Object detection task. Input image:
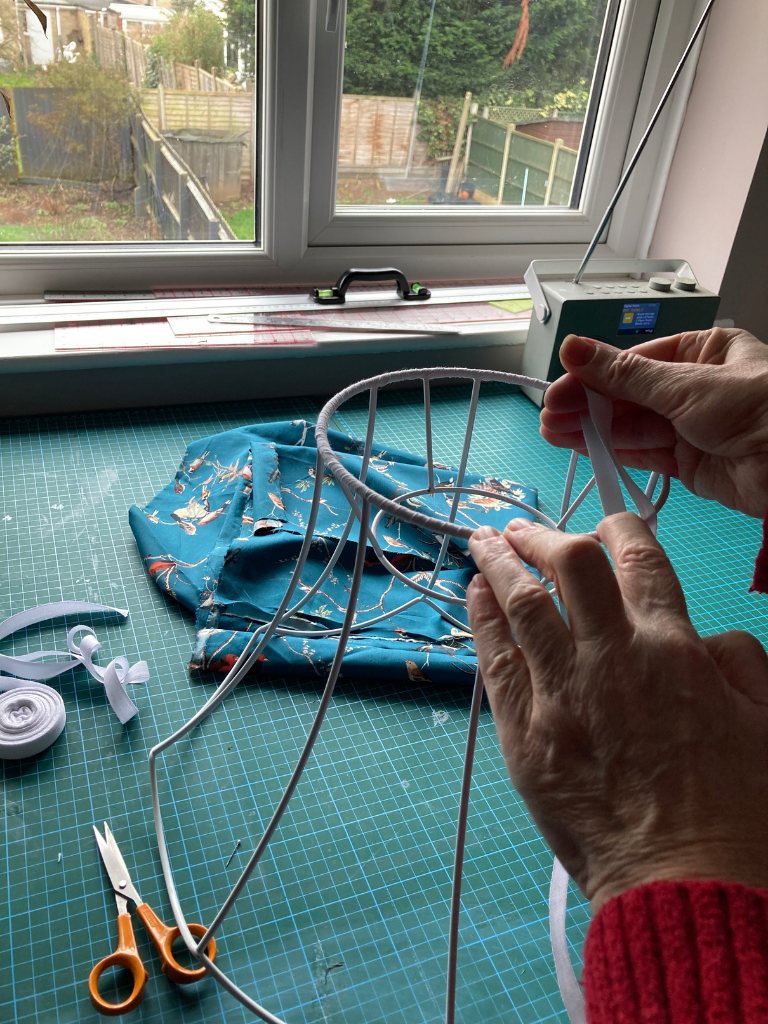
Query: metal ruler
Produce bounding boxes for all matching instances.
[209,313,459,335]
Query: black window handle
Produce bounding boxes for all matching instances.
[311,268,431,304]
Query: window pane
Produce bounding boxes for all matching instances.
[337,0,611,210]
[0,0,259,244]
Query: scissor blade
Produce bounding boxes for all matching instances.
[93,822,142,905]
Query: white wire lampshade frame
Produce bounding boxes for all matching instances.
[147,366,670,1024]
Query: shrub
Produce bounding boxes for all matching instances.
[149,4,225,72]
[27,62,137,184]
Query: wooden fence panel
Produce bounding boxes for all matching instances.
[140,91,431,188]
[93,25,125,77]
[93,26,232,93]
[466,117,507,196]
[132,114,234,240]
[550,145,577,205]
[93,25,146,87]
[172,62,235,93]
[465,116,578,206]
[504,131,555,205]
[124,36,147,89]
[141,89,253,185]
[338,95,425,169]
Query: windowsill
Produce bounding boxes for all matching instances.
[0,323,529,373]
[0,288,530,415]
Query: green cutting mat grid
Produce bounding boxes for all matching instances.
[1,384,764,1024]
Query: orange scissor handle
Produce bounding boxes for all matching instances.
[89,912,149,1015]
[136,902,217,985]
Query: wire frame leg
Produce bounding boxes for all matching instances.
[445,666,485,1024]
[146,367,671,1024]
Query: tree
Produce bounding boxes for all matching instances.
[0,0,24,68]
[501,0,609,108]
[205,1,607,104]
[343,0,607,108]
[224,0,255,76]
[149,3,225,72]
[28,62,137,184]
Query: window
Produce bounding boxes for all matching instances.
[334,1,613,212]
[1,0,259,246]
[0,0,706,295]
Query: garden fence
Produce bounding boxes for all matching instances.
[93,25,236,94]
[338,95,427,170]
[141,88,253,187]
[132,113,235,240]
[93,25,147,88]
[168,62,236,93]
[465,116,577,206]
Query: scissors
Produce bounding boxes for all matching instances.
[89,821,217,1015]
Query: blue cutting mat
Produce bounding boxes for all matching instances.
[1,383,764,1024]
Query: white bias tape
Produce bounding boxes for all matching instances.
[548,388,659,1023]
[0,677,66,760]
[0,601,149,728]
[549,857,586,1024]
[581,388,657,533]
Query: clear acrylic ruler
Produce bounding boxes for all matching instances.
[209,312,459,334]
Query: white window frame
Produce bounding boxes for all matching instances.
[0,0,707,296]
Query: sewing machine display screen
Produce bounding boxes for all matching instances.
[617,301,661,334]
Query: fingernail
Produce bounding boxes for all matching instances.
[467,574,489,593]
[471,526,499,542]
[505,518,534,531]
[561,335,596,367]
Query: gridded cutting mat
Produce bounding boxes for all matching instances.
[1,383,765,1024]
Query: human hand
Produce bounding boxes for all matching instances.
[540,327,768,518]
[466,513,768,911]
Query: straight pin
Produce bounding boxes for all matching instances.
[225,840,241,867]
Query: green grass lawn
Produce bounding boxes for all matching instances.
[0,220,140,242]
[0,70,39,90]
[0,219,122,242]
[0,182,156,242]
[0,180,253,242]
[0,223,42,241]
[221,203,255,240]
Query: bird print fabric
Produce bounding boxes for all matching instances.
[130,420,537,684]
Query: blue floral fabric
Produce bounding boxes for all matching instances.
[129,420,538,684]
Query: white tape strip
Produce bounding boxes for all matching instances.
[0,602,148,724]
[549,857,586,1024]
[550,388,660,1022]
[582,388,657,533]
[0,677,66,760]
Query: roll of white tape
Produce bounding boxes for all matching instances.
[0,680,66,760]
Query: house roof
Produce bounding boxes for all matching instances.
[108,2,169,22]
[16,0,168,11]
[18,0,112,11]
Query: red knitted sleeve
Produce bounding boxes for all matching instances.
[750,513,768,593]
[583,880,768,1023]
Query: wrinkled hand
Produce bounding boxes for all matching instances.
[540,327,768,518]
[467,513,768,911]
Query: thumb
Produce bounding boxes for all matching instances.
[703,631,768,707]
[559,335,696,420]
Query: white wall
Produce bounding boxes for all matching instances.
[650,0,768,309]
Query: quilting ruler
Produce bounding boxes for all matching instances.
[209,313,459,334]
